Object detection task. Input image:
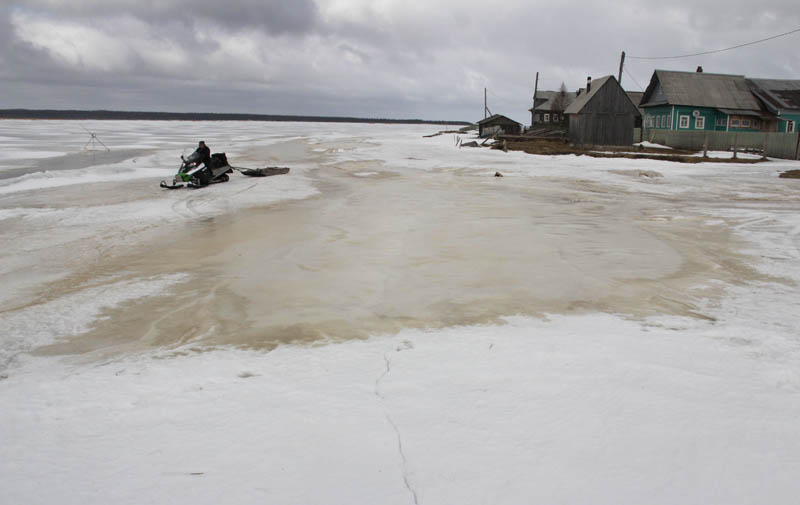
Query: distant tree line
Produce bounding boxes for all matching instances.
[0,109,471,126]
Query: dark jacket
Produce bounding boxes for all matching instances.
[194,145,211,165]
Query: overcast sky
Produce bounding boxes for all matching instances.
[1,0,798,123]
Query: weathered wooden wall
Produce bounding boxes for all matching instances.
[568,82,637,146]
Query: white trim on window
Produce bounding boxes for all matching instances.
[741,119,751,128]
[731,118,740,127]
[544,113,550,122]
[787,120,796,133]
[695,116,705,129]
[679,115,690,128]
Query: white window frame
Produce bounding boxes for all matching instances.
[667,115,672,129]
[731,118,740,127]
[716,118,726,127]
[695,116,705,129]
[679,115,690,129]
[741,119,751,128]
[787,120,796,133]
[544,113,550,122]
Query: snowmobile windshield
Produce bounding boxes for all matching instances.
[184,151,201,164]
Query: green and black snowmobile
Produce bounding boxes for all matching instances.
[160,150,291,189]
[160,151,233,189]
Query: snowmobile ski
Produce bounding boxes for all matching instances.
[160,180,185,189]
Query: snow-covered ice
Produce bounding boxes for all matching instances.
[1,120,800,504]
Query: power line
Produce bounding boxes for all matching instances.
[628,27,800,60]
[624,67,644,91]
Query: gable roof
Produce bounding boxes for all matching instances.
[564,75,639,116]
[476,114,521,126]
[529,90,578,112]
[564,76,613,114]
[747,78,800,113]
[641,70,761,111]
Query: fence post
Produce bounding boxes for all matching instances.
[733,134,738,159]
[762,135,769,160]
[795,132,800,160]
[703,135,709,158]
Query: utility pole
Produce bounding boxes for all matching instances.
[618,51,625,84]
[484,88,488,119]
[532,72,539,126]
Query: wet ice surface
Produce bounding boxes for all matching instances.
[1,120,800,504]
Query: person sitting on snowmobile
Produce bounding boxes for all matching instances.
[193,141,211,167]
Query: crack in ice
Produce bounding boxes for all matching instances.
[375,352,419,505]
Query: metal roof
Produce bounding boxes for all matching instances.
[642,70,762,110]
[747,78,800,112]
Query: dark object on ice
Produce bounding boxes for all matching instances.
[161,149,233,189]
[161,146,291,189]
[779,169,800,179]
[460,141,480,148]
[494,171,503,177]
[233,166,290,177]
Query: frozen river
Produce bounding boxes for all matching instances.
[1,120,800,504]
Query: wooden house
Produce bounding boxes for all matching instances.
[564,76,640,146]
[747,78,800,133]
[476,114,522,138]
[528,90,577,126]
[639,69,772,132]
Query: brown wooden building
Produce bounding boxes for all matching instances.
[564,76,640,146]
[476,114,523,138]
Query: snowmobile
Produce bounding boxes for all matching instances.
[160,151,233,189]
[160,151,291,189]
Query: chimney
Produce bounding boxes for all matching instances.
[696,66,703,73]
[586,76,592,93]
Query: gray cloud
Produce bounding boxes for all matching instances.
[1,0,799,123]
[13,0,320,34]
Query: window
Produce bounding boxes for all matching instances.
[741,119,751,128]
[788,120,796,133]
[695,116,705,129]
[731,118,740,127]
[544,114,550,122]
[716,118,727,127]
[667,115,672,129]
[656,116,661,128]
[754,120,760,128]
[679,115,690,128]
[535,114,541,122]
[552,114,559,122]
[647,115,654,128]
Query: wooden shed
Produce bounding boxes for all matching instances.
[476,114,522,138]
[565,76,640,146]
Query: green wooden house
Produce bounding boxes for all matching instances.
[748,79,800,133]
[639,70,770,132]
